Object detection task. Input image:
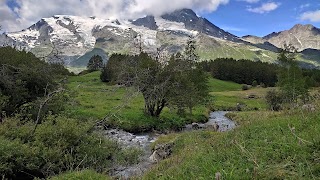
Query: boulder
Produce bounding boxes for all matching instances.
[302,104,316,112]
[207,123,219,131]
[149,142,174,163]
[192,123,199,129]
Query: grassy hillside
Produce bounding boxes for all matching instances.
[142,108,320,179]
[207,78,241,92]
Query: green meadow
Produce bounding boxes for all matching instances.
[48,70,320,179]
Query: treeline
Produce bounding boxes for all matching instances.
[302,69,320,87]
[200,58,320,87]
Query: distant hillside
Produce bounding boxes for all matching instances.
[70,48,108,67]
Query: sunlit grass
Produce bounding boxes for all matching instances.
[143,109,320,179]
[65,71,208,132]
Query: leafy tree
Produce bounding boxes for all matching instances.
[276,44,309,104]
[108,50,208,117]
[87,55,103,72]
[129,53,168,117]
[167,51,208,115]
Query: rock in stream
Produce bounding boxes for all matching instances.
[105,129,157,179]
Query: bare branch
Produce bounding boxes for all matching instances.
[31,86,65,135]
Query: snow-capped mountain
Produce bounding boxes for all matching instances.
[1,9,320,69]
[0,9,244,66]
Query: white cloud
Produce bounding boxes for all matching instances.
[238,0,260,3]
[0,0,21,32]
[300,10,320,22]
[1,0,229,32]
[247,2,280,14]
[220,25,245,32]
[300,3,310,9]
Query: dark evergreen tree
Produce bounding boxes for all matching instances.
[87,55,103,72]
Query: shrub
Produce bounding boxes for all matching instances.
[0,47,70,116]
[265,90,283,111]
[252,80,258,87]
[0,116,139,179]
[242,84,249,91]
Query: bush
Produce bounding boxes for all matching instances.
[242,84,250,91]
[0,116,139,179]
[265,90,283,111]
[252,80,258,87]
[0,47,71,116]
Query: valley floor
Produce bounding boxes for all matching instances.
[54,72,320,179]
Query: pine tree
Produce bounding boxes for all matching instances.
[87,55,103,72]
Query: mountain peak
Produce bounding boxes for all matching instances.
[291,24,315,31]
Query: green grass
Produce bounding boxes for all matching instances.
[65,71,268,132]
[62,71,320,179]
[207,78,242,92]
[65,71,208,132]
[142,109,320,179]
[50,170,110,180]
[211,88,270,110]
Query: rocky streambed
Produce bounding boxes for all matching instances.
[105,111,236,179]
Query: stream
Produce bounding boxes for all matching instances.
[105,111,236,179]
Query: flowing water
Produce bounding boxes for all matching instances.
[105,111,236,179]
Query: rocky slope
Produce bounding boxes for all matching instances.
[242,24,320,52]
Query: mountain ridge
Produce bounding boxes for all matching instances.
[242,24,320,52]
[1,9,320,69]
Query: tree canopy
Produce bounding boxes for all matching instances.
[100,49,209,117]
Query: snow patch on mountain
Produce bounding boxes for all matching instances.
[155,17,198,36]
[7,28,40,48]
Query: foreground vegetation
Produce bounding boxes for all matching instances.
[143,108,320,179]
[0,47,139,179]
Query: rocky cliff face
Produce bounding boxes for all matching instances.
[265,24,320,51]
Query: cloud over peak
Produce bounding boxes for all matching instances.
[1,0,229,32]
[300,10,320,22]
[247,2,280,14]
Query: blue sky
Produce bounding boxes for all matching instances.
[2,0,320,37]
[203,0,320,37]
